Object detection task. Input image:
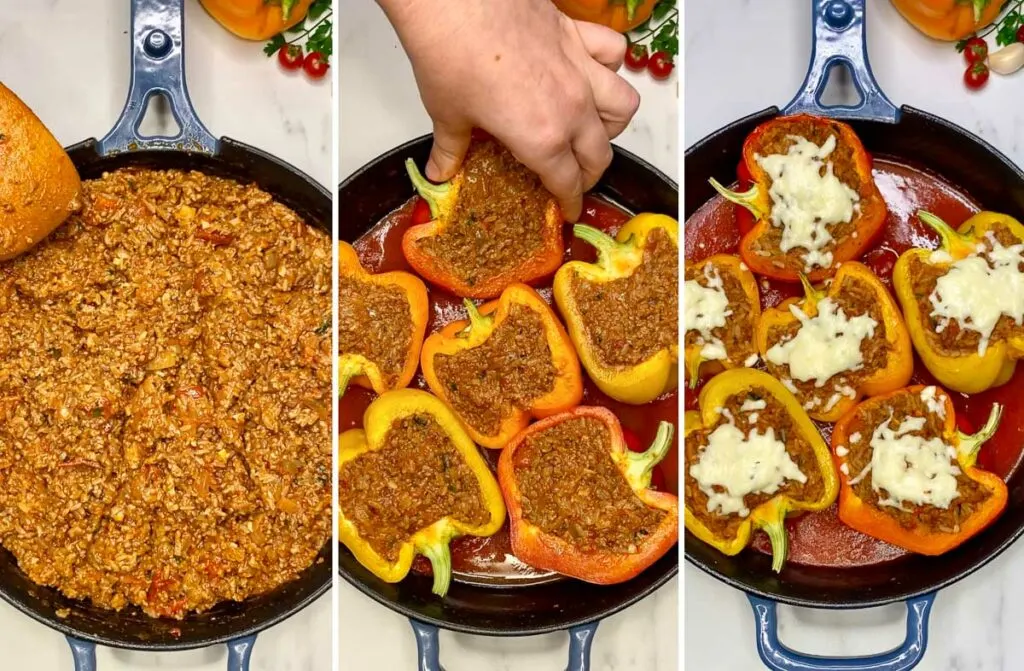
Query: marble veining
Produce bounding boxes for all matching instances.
[686,2,1024,669]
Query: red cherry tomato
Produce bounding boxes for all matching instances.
[647,51,674,80]
[963,37,988,64]
[303,51,329,79]
[964,61,990,90]
[1017,25,1024,43]
[622,427,667,491]
[411,197,432,226]
[277,45,304,70]
[624,43,649,72]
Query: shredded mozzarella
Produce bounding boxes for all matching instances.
[684,264,733,361]
[867,414,961,510]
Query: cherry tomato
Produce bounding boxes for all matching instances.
[1017,25,1024,43]
[962,36,988,64]
[303,51,329,79]
[624,43,649,71]
[964,61,990,90]
[411,197,432,226]
[277,44,304,70]
[647,51,674,80]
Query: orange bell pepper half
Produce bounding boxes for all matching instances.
[421,283,582,449]
[831,385,1007,555]
[708,114,887,282]
[756,261,913,422]
[496,406,678,584]
[198,0,313,41]
[890,0,1003,41]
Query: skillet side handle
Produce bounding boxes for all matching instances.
[783,0,899,123]
[226,634,257,671]
[410,619,447,671]
[66,636,98,671]
[566,621,599,671]
[747,592,935,671]
[98,0,219,156]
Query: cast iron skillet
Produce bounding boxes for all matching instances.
[0,2,331,670]
[685,1,1024,670]
[339,137,678,671]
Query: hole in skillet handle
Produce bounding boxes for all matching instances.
[783,0,899,123]
[747,593,936,671]
[65,634,259,670]
[408,619,600,671]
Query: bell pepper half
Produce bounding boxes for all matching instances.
[890,0,1002,41]
[892,210,1024,394]
[708,114,887,282]
[338,241,429,397]
[756,261,913,422]
[684,368,838,572]
[421,283,582,449]
[197,0,313,40]
[338,389,506,596]
[402,140,564,299]
[831,385,1007,555]
[553,213,679,405]
[496,406,678,584]
[684,253,761,389]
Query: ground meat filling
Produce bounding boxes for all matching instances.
[572,227,679,367]
[338,277,413,386]
[910,224,1024,355]
[685,387,826,539]
[0,169,331,619]
[684,259,757,365]
[338,414,490,561]
[433,304,556,436]
[844,393,990,533]
[748,119,864,274]
[764,274,890,412]
[417,140,554,287]
[513,417,665,554]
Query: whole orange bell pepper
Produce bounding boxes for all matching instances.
[339,389,506,597]
[338,241,429,397]
[756,261,913,422]
[891,0,1003,41]
[684,369,838,572]
[421,283,582,449]
[709,114,888,282]
[198,0,314,40]
[551,0,658,33]
[831,385,1007,555]
[892,210,1024,394]
[496,406,677,584]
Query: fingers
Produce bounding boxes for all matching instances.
[585,59,640,139]
[426,121,472,182]
[575,21,627,72]
[528,144,584,223]
[572,111,614,193]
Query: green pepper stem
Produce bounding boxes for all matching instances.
[708,178,764,220]
[626,421,675,488]
[573,224,627,268]
[687,359,703,390]
[798,273,823,306]
[404,158,450,218]
[972,0,986,23]
[462,299,493,334]
[338,358,364,398]
[917,210,971,256]
[762,518,789,574]
[420,541,453,597]
[958,403,1003,466]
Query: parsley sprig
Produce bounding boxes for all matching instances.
[264,0,333,61]
[955,0,1023,51]
[628,0,678,61]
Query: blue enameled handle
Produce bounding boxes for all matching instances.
[783,0,899,123]
[408,618,600,671]
[98,0,218,156]
[747,593,935,671]
[67,636,97,671]
[226,634,257,671]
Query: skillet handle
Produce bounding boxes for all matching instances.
[566,621,599,671]
[783,0,899,123]
[226,634,257,671]
[98,0,218,156]
[747,592,935,671]
[66,636,97,671]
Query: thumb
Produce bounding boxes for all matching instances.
[426,122,471,182]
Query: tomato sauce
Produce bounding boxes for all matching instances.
[342,195,679,583]
[686,158,1024,567]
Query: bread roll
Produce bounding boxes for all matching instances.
[0,81,81,261]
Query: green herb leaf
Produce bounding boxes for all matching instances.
[956,37,971,52]
[651,20,679,57]
[264,33,286,57]
[315,319,330,336]
[652,0,675,23]
[996,8,1023,44]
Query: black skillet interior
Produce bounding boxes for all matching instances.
[338,135,678,636]
[0,138,333,651]
[684,105,1024,610]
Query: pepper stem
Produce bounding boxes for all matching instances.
[461,299,493,334]
[420,541,453,597]
[917,210,974,257]
[338,358,365,398]
[404,158,450,218]
[687,357,703,390]
[957,403,1003,466]
[762,518,789,574]
[573,224,625,268]
[625,421,675,489]
[708,178,764,220]
[798,273,825,312]
[972,0,986,23]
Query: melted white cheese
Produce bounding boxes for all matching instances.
[755,134,861,272]
[684,264,732,361]
[765,298,877,387]
[690,423,807,517]
[920,386,946,419]
[867,414,961,510]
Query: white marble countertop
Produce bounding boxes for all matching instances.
[0,2,332,670]
[685,1,1024,670]
[338,1,678,669]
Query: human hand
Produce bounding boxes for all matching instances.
[378,0,640,221]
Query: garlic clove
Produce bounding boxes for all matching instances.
[986,42,1024,76]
